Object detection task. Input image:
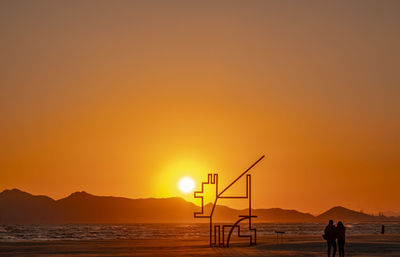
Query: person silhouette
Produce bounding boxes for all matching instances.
[336,221,346,257]
[324,220,337,257]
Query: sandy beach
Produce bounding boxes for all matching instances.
[1,234,399,257]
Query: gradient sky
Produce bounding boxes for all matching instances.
[1,0,399,214]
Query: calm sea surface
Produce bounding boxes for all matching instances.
[0,223,399,241]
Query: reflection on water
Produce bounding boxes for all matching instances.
[0,223,399,241]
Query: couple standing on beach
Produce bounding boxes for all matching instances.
[323,220,346,257]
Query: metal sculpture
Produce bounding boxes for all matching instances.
[194,155,265,247]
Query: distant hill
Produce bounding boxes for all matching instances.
[0,189,398,224]
[315,206,400,223]
[383,211,400,218]
[254,208,316,223]
[0,189,56,223]
[317,206,374,223]
[0,189,196,223]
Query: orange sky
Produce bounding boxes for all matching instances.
[0,1,399,214]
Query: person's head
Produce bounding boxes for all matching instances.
[329,220,333,225]
[337,221,344,228]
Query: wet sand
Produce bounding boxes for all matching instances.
[0,234,399,256]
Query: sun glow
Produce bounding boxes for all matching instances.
[178,177,195,194]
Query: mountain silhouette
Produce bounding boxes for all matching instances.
[203,204,316,223]
[56,191,196,223]
[255,208,316,223]
[0,189,398,224]
[0,189,56,223]
[316,206,384,223]
[0,189,196,223]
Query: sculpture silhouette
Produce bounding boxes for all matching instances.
[194,155,265,247]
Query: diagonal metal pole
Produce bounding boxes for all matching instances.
[218,155,265,197]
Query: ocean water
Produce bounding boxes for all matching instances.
[0,223,399,241]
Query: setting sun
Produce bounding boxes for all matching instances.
[178,177,195,194]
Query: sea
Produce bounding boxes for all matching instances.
[0,223,399,241]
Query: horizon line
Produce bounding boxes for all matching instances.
[2,188,399,217]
